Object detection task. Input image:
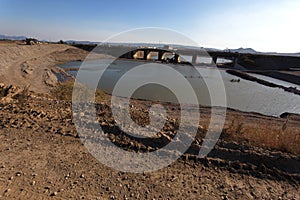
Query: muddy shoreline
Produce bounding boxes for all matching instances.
[254,70,300,85]
[226,69,300,95]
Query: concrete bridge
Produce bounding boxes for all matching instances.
[119,47,243,68]
[72,44,300,70]
[120,48,181,64]
[118,48,246,64]
[120,48,300,70]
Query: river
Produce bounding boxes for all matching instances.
[59,59,300,116]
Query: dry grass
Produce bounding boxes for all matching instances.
[15,84,31,107]
[223,116,300,155]
[50,80,109,103]
[50,80,74,101]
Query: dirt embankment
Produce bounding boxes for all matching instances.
[0,42,108,94]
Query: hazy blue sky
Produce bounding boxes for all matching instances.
[1,0,299,52]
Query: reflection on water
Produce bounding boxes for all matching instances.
[59,59,300,116]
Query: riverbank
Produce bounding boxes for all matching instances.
[0,82,299,199]
[226,70,300,95]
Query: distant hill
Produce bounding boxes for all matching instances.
[0,34,26,41]
[65,40,99,45]
[228,48,258,54]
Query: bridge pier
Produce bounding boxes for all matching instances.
[158,50,163,61]
[143,50,149,60]
[192,54,197,64]
[129,51,134,59]
[233,57,237,68]
[211,56,218,64]
[174,54,179,63]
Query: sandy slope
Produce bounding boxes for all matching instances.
[0,42,88,94]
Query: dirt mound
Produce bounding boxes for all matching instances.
[0,43,90,94]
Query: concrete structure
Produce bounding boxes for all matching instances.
[120,48,181,64]
[120,47,243,67]
[73,44,300,70]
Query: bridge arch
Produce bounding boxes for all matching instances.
[121,48,182,64]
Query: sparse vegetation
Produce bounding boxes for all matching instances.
[15,84,31,107]
[50,79,109,103]
[50,80,74,101]
[0,85,10,97]
[222,118,245,141]
[223,116,300,154]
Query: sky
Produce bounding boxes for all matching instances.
[0,0,299,53]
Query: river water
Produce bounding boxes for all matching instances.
[59,59,300,116]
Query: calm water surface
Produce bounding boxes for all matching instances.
[59,59,300,116]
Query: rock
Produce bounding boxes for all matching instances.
[21,63,34,75]
[0,84,28,106]
[4,189,11,193]
[50,191,58,196]
[45,186,51,190]
[15,171,22,177]
[0,97,15,105]
[43,70,58,87]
